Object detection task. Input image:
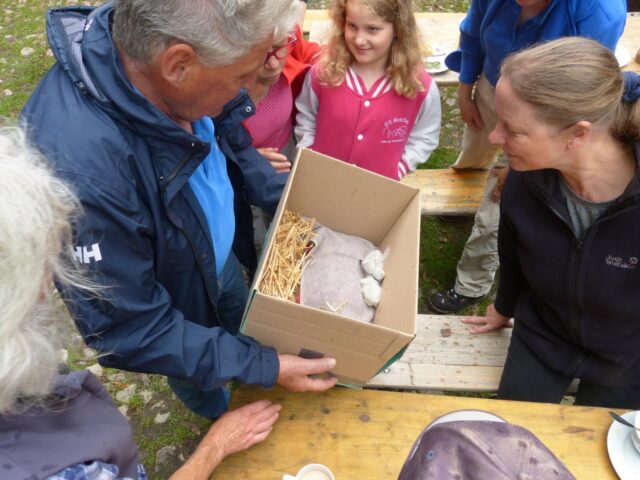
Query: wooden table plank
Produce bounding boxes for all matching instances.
[414,14,465,86]
[621,13,640,75]
[401,168,490,216]
[367,315,510,391]
[213,387,620,480]
[366,315,579,393]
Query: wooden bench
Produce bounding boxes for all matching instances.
[366,314,579,393]
[367,314,511,391]
[401,168,489,216]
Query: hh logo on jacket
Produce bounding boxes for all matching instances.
[381,117,409,144]
[72,243,103,264]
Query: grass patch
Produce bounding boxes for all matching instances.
[0,1,58,118]
[420,146,459,169]
[418,216,472,311]
[121,375,211,477]
[416,0,471,12]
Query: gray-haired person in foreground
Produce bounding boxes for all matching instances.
[21,0,336,421]
[0,125,282,480]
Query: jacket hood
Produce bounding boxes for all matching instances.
[46,2,206,148]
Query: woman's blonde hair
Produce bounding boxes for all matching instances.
[0,126,87,413]
[317,0,424,98]
[500,37,640,143]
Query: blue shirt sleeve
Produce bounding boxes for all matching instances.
[574,0,627,52]
[458,0,488,84]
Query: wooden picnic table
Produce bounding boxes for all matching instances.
[621,13,640,75]
[303,11,640,87]
[212,386,622,479]
[366,314,509,391]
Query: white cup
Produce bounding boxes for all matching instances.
[282,463,335,480]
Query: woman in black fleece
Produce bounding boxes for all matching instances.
[464,37,640,409]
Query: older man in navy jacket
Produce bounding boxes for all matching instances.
[22,0,336,419]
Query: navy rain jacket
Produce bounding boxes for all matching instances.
[21,3,285,391]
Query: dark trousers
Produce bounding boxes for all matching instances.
[498,329,640,409]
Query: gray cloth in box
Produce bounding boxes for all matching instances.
[300,226,376,323]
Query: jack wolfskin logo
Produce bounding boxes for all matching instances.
[605,255,638,270]
[72,243,103,264]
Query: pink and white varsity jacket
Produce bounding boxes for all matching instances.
[295,65,441,180]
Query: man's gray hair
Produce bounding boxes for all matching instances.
[113,0,300,66]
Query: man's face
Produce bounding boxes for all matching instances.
[170,36,273,122]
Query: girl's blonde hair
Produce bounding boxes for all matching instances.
[318,0,424,98]
[0,126,90,413]
[501,37,640,143]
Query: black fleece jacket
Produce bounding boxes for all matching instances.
[495,144,640,387]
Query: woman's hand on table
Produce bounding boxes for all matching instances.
[258,147,291,173]
[277,354,337,392]
[463,303,513,334]
[458,83,484,130]
[210,400,281,457]
[170,400,281,480]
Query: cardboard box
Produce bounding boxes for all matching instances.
[240,148,420,386]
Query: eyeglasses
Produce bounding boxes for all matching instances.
[264,34,297,62]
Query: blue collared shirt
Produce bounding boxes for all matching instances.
[454,0,626,86]
[189,116,235,275]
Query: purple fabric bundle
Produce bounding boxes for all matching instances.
[398,412,575,480]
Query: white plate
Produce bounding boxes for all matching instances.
[425,54,448,74]
[426,409,505,431]
[403,410,506,466]
[607,411,640,480]
[616,44,631,68]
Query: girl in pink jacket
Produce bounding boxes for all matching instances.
[295,0,441,180]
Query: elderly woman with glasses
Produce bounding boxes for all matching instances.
[243,1,321,251]
[243,1,321,172]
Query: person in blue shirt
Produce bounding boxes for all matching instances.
[21,0,337,421]
[429,0,627,314]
